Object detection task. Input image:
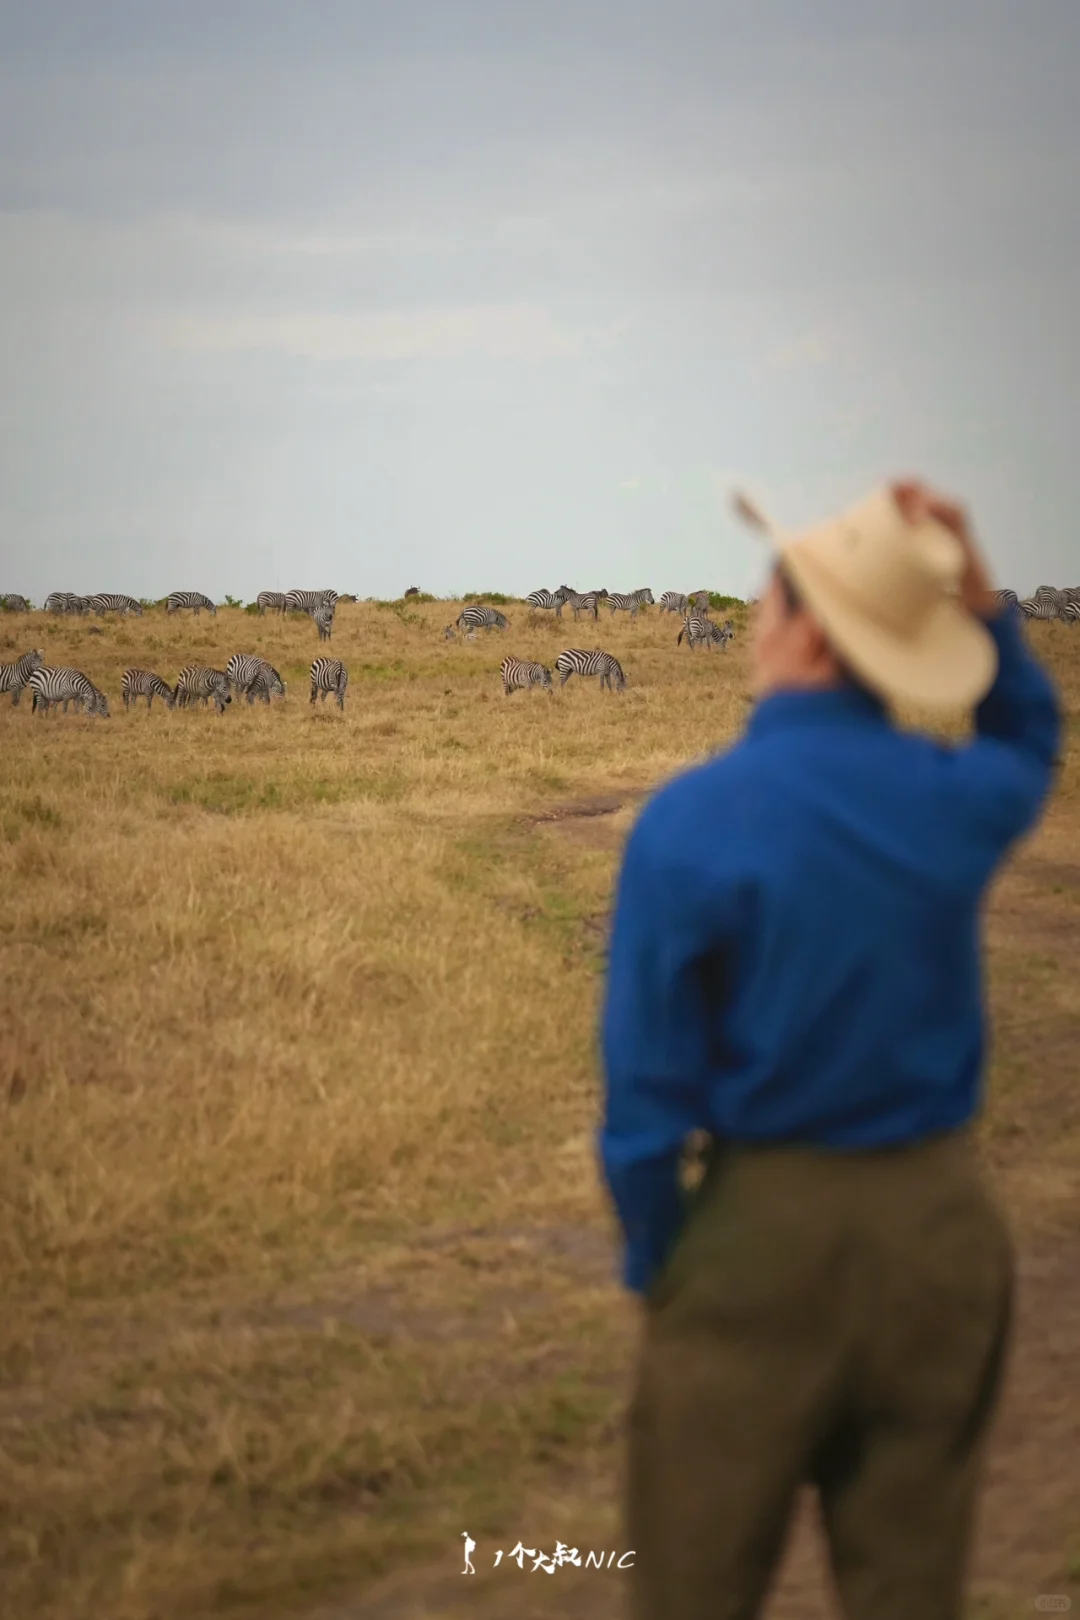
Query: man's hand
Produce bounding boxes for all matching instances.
[890,480,998,619]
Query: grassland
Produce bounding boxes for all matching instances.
[0,598,1077,1620]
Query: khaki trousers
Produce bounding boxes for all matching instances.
[628,1130,1013,1620]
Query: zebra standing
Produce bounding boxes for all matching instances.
[122,669,176,709]
[166,591,216,616]
[313,604,335,641]
[45,591,90,615]
[86,593,143,617]
[1019,597,1065,622]
[991,589,1019,611]
[658,592,690,616]
[256,591,288,615]
[526,588,570,617]
[225,654,285,703]
[678,615,733,651]
[284,589,338,615]
[1061,600,1080,624]
[607,588,655,619]
[560,589,607,621]
[456,605,509,634]
[554,648,627,691]
[29,666,110,716]
[0,648,44,704]
[689,590,711,613]
[1,594,30,612]
[175,666,232,712]
[500,656,553,695]
[310,657,348,709]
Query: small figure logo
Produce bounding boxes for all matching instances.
[461,1532,476,1575]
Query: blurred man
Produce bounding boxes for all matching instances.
[601,482,1060,1620]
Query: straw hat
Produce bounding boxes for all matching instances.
[732,485,998,708]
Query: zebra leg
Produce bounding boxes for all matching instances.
[336,685,345,710]
[123,692,130,708]
[560,669,573,686]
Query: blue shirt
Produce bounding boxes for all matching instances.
[600,609,1060,1294]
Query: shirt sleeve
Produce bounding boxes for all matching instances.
[941,606,1061,877]
[599,802,728,1294]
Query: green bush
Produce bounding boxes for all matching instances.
[463,591,514,606]
[243,601,262,615]
[710,593,745,611]
[223,595,244,609]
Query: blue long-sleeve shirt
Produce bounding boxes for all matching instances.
[600,608,1060,1294]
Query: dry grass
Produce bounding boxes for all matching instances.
[0,600,1077,1620]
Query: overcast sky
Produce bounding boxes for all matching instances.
[1,1,1077,602]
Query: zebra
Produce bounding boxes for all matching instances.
[1018,598,1064,622]
[166,591,216,616]
[991,589,1019,611]
[313,604,335,641]
[29,666,110,716]
[678,615,733,651]
[45,591,90,615]
[122,669,176,710]
[310,657,348,709]
[284,589,338,614]
[526,588,570,617]
[86,593,143,617]
[554,648,627,691]
[456,605,509,634]
[658,592,690,615]
[256,591,288,615]
[0,648,44,705]
[501,656,554,695]
[607,588,655,619]
[560,588,607,621]
[1,594,30,612]
[225,654,285,704]
[175,665,232,712]
[1062,601,1080,625]
[443,624,456,640]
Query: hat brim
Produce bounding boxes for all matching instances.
[780,539,999,709]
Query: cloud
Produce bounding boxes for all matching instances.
[148,303,580,361]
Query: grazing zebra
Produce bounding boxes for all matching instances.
[526,588,570,617]
[607,588,655,619]
[86,592,143,617]
[501,656,553,695]
[310,657,348,709]
[256,590,288,615]
[29,666,110,716]
[1062,601,1080,625]
[166,591,216,616]
[45,591,90,615]
[658,592,690,615]
[284,588,338,614]
[225,653,285,703]
[456,605,509,634]
[1019,597,1064,622]
[1,593,30,612]
[554,648,627,691]
[561,588,607,621]
[1062,586,1080,604]
[313,604,335,641]
[991,589,1019,611]
[0,648,44,705]
[175,665,232,712]
[122,669,176,710]
[678,615,733,651]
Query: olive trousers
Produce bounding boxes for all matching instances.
[627,1130,1013,1620]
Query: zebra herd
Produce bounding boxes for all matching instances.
[994,586,1080,623]
[10,588,341,638]
[0,649,350,716]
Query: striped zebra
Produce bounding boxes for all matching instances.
[175,665,232,712]
[1062,601,1080,625]
[991,589,1019,611]
[256,590,288,615]
[0,648,44,705]
[607,588,655,619]
[29,666,110,716]
[45,591,90,615]
[456,605,509,634]
[689,590,711,613]
[313,604,335,641]
[225,654,285,703]
[284,589,338,614]
[561,588,607,621]
[501,656,553,695]
[1062,586,1080,604]
[1019,597,1064,622]
[554,648,627,691]
[310,657,348,709]
[1,593,30,612]
[658,592,689,615]
[526,588,570,617]
[122,669,176,709]
[443,624,456,639]
[87,593,143,617]
[166,591,216,616]
[678,615,733,651]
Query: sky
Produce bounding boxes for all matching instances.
[1,0,1078,603]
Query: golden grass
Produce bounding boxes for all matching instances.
[0,600,1077,1620]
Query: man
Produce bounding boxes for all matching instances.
[600,481,1060,1620]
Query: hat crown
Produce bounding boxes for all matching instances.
[788,489,962,638]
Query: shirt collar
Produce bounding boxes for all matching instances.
[747,682,888,740]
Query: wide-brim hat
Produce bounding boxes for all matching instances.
[732,486,999,709]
